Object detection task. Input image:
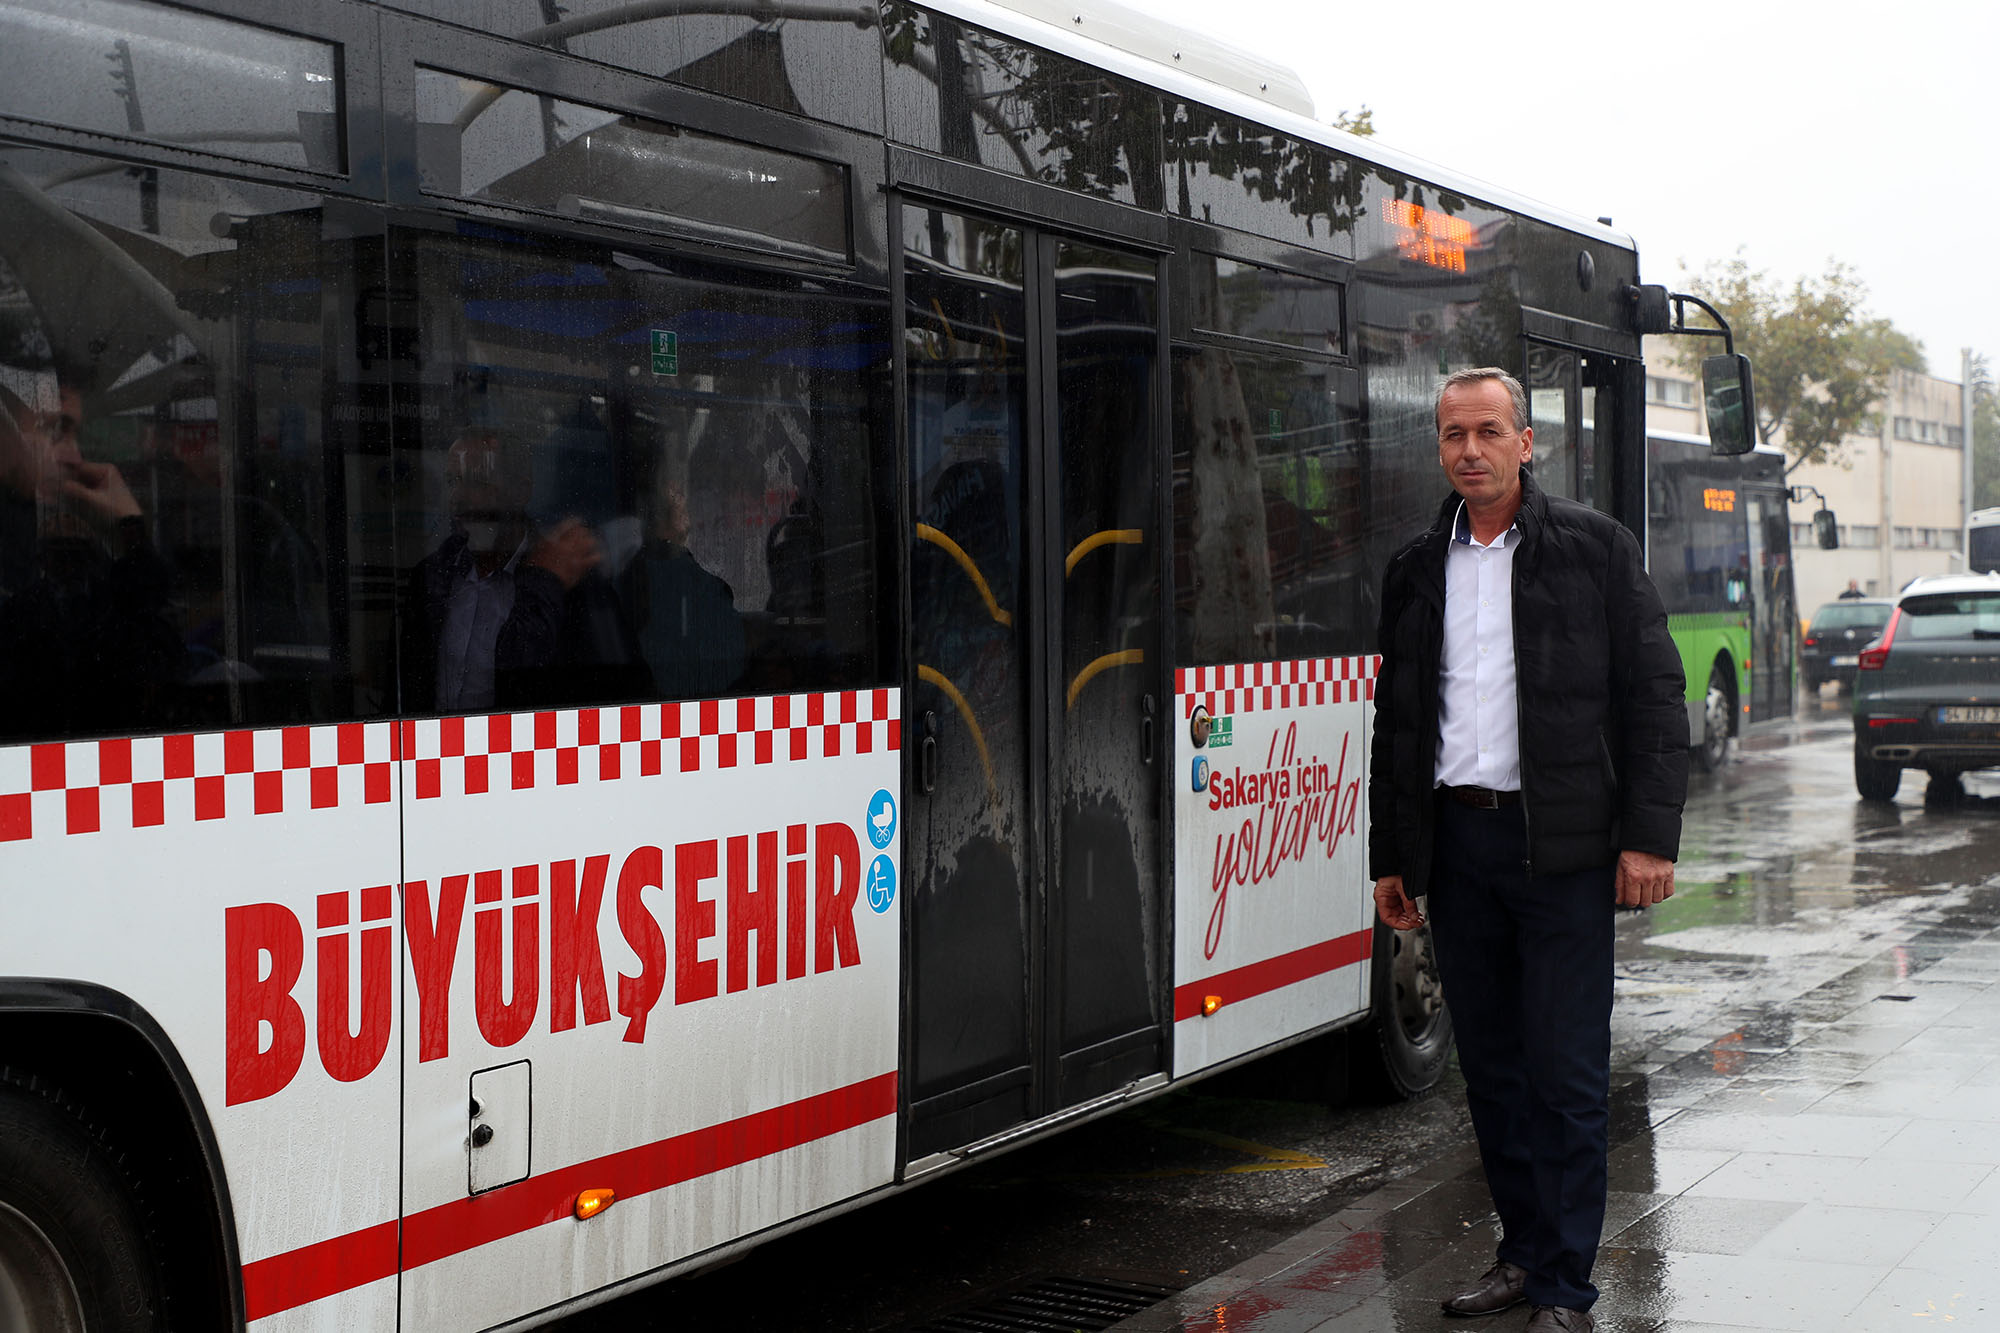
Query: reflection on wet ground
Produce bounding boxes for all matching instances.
[1118,706,2000,1332]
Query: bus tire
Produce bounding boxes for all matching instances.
[1353,919,1453,1100]
[1854,749,1902,802]
[0,1076,164,1333]
[1692,664,1732,772]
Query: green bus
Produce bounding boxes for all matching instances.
[1646,430,1798,768]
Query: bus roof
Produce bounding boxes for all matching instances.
[1648,428,1786,460]
[929,0,1638,252]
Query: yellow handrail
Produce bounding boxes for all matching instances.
[915,523,1012,628]
[916,664,998,806]
[1066,649,1144,711]
[1064,528,1144,577]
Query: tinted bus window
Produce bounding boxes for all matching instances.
[0,148,388,742]
[1172,345,1364,664]
[1190,253,1343,356]
[1350,169,1513,577]
[883,2,1163,208]
[1165,104,1363,252]
[386,0,885,133]
[416,70,851,264]
[393,225,890,714]
[0,0,343,172]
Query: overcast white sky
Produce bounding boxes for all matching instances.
[1141,0,1997,382]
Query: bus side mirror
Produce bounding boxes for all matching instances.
[1814,509,1839,550]
[1703,352,1758,457]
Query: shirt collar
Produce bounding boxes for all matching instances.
[1450,500,1519,550]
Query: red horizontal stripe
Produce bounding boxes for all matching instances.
[241,1220,399,1323]
[241,1071,898,1320]
[1173,930,1372,1022]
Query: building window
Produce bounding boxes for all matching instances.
[1848,525,1880,549]
[1894,526,1915,548]
[1948,426,1965,447]
[1646,375,1695,407]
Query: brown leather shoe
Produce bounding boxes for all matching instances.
[1525,1305,1595,1332]
[1440,1260,1526,1316]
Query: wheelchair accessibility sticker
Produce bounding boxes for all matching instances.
[867,855,896,914]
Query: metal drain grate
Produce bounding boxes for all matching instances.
[907,1274,1178,1332]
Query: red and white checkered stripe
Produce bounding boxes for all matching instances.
[1174,656,1380,719]
[401,690,899,801]
[0,689,900,842]
[0,722,397,842]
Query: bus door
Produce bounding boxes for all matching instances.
[1745,483,1796,720]
[901,204,1165,1162]
[1525,342,1627,517]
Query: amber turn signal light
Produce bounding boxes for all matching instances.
[574,1188,616,1220]
[1201,994,1222,1017]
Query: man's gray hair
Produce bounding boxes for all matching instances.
[1436,367,1529,433]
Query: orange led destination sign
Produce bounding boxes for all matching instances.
[1381,199,1475,272]
[1703,488,1736,513]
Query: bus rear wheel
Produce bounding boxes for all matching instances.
[0,1078,163,1333]
[1693,666,1732,772]
[1353,918,1453,1099]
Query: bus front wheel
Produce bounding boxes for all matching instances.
[1693,666,1732,772]
[0,1077,164,1333]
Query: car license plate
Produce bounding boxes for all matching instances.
[1830,655,1858,667]
[1938,706,2000,724]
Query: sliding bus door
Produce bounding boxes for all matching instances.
[902,205,1164,1160]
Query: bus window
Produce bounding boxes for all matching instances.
[1165,104,1364,255]
[0,147,388,742]
[392,226,891,715]
[0,0,344,173]
[1172,346,1363,664]
[415,70,852,265]
[385,0,885,133]
[883,2,1164,209]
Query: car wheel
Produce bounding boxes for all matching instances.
[1693,667,1731,772]
[1855,749,1901,802]
[1352,918,1453,1100]
[0,1077,164,1333]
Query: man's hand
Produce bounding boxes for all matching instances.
[527,517,603,589]
[59,459,141,526]
[1373,875,1425,931]
[1615,850,1674,909]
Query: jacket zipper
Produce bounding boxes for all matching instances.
[1511,533,1532,878]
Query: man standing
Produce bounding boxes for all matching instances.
[1368,368,1687,1333]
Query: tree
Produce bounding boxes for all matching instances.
[1972,353,1999,511]
[1681,255,1926,474]
[1331,106,1375,138]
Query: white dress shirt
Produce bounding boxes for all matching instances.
[1435,502,1521,791]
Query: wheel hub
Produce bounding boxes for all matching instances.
[0,1200,87,1333]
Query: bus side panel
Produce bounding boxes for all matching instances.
[0,725,405,1333]
[395,693,900,1332]
[1171,657,1374,1077]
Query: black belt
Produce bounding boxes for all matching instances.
[1439,784,1520,809]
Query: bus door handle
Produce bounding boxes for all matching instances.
[919,710,938,794]
[1140,693,1156,766]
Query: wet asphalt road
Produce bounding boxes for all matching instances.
[552,688,2000,1332]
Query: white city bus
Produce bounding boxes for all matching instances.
[0,0,1678,1327]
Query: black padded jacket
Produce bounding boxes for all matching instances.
[1366,473,1689,896]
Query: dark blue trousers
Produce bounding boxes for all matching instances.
[1429,797,1614,1311]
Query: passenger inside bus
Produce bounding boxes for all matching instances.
[401,425,646,714]
[0,370,183,740]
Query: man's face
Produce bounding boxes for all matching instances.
[0,385,84,502]
[1437,380,1532,509]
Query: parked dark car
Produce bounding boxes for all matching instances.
[1852,575,2000,801]
[1802,597,1894,691]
